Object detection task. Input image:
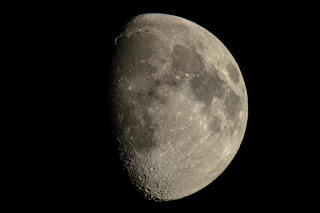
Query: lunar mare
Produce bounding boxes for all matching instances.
[111,13,248,201]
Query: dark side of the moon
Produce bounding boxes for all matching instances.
[109,14,248,202]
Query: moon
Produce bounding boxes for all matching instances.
[110,13,248,201]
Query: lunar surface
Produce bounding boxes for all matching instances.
[110,13,248,201]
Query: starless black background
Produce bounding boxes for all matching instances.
[26,2,316,211]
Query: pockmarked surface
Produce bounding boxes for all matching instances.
[111,13,248,201]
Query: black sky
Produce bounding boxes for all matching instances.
[45,2,315,211]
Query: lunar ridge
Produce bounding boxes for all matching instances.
[111,13,248,201]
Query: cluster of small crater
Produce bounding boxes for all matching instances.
[112,95,159,153]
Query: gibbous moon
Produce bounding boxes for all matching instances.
[110,13,248,201]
